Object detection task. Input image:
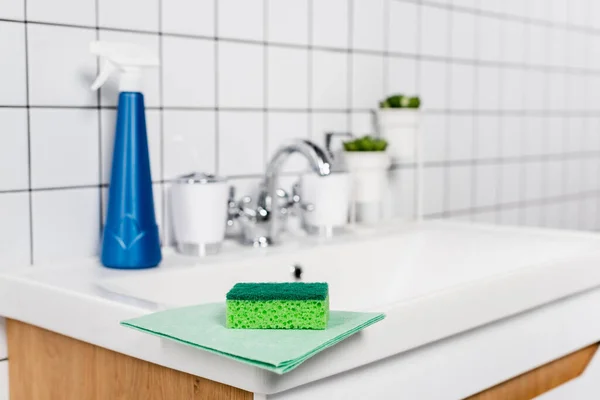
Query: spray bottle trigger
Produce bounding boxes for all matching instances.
[91,59,117,91]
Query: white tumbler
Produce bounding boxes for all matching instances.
[170,173,229,256]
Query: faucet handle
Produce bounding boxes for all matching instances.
[286,183,314,215]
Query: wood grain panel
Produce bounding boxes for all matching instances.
[7,319,252,400]
[466,343,599,400]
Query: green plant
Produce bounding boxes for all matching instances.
[379,94,421,109]
[343,135,388,152]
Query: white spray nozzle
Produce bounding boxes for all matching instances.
[90,41,159,92]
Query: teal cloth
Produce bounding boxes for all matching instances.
[121,302,385,374]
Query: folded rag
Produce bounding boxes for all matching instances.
[122,302,385,374]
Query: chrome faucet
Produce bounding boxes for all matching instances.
[228,139,332,246]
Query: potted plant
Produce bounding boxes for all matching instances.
[377,94,421,162]
[342,136,390,224]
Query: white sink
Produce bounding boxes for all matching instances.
[100,221,600,312]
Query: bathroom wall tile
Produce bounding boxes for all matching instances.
[476,66,500,111]
[567,31,588,70]
[545,161,565,198]
[0,192,30,266]
[498,208,521,227]
[548,28,567,68]
[28,24,96,106]
[267,47,308,109]
[218,0,263,41]
[565,159,583,195]
[388,1,418,54]
[218,111,264,176]
[423,166,445,216]
[310,113,348,147]
[474,115,500,160]
[500,163,521,204]
[352,0,385,52]
[0,0,24,20]
[523,205,543,228]
[502,20,526,64]
[218,42,264,108]
[501,68,524,111]
[590,1,600,30]
[163,110,216,179]
[267,0,308,45]
[98,30,160,107]
[453,0,477,9]
[30,109,99,189]
[501,116,523,158]
[522,117,544,156]
[419,60,447,110]
[27,0,95,26]
[529,0,549,21]
[473,211,498,224]
[421,114,446,162]
[312,0,348,49]
[546,117,565,155]
[477,15,501,62]
[566,74,587,112]
[449,63,474,110]
[0,22,26,106]
[447,165,472,212]
[451,11,475,60]
[547,72,566,111]
[447,115,473,161]
[387,57,417,96]
[32,187,100,263]
[162,36,215,107]
[579,198,597,231]
[527,25,547,66]
[474,164,499,207]
[0,109,28,191]
[311,50,348,109]
[99,0,159,31]
[542,203,564,229]
[267,112,310,173]
[420,6,449,57]
[563,200,581,231]
[162,0,214,36]
[524,70,545,111]
[350,112,375,135]
[581,159,599,192]
[566,117,587,153]
[100,110,161,185]
[351,54,384,109]
[523,162,544,201]
[550,0,569,25]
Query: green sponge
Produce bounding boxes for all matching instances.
[226,282,329,330]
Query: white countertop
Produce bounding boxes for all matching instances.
[3,221,600,394]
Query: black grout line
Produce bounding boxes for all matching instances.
[0,358,7,362]
[346,0,353,132]
[3,105,600,117]
[158,0,166,244]
[94,0,103,237]
[262,0,269,167]
[214,0,220,175]
[22,0,34,265]
[3,17,600,76]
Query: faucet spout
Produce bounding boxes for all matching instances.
[265,139,332,179]
[262,139,332,245]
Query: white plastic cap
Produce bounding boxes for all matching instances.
[90,41,159,92]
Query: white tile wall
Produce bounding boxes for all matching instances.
[1,0,600,265]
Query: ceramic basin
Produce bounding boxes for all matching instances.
[99,221,600,312]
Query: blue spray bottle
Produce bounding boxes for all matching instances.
[91,41,162,269]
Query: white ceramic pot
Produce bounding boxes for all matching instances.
[343,152,391,224]
[377,109,420,162]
